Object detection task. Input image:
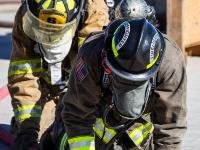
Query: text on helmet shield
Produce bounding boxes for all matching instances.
[116,21,130,52]
[150,33,159,62]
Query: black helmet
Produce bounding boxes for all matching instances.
[104,18,165,81]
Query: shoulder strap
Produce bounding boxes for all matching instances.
[84,31,105,45]
[77,0,87,30]
[105,0,115,21]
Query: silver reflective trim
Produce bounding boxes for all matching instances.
[15,108,42,119]
[95,120,114,140]
[9,63,40,71]
[69,141,95,149]
[131,123,153,143]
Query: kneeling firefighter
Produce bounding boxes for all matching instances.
[62,18,187,149]
[7,0,109,149]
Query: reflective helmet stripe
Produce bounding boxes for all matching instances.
[112,36,119,57]
[42,0,51,9]
[56,1,66,12]
[66,0,75,11]
[34,0,74,12]
[14,105,42,122]
[146,52,159,69]
[35,0,41,3]
[68,136,95,150]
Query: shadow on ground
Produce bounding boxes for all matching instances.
[0,33,12,60]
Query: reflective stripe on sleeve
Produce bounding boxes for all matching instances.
[8,58,43,76]
[68,136,95,150]
[14,104,42,121]
[94,118,116,143]
[128,122,154,146]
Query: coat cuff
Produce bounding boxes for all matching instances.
[68,136,95,150]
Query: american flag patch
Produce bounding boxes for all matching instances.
[76,58,88,82]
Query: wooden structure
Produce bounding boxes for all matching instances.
[167,0,200,56]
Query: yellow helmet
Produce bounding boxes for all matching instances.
[23,0,82,46]
[28,0,78,23]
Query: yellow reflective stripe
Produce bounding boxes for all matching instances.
[146,53,159,69]
[8,68,44,76]
[42,0,51,9]
[68,136,94,150]
[14,105,42,121]
[8,58,43,76]
[98,118,116,137]
[94,119,110,143]
[70,146,95,150]
[59,133,68,150]
[66,0,75,11]
[142,113,150,118]
[16,113,41,121]
[35,0,41,3]
[129,122,154,146]
[94,118,116,143]
[9,58,42,66]
[134,125,154,146]
[129,122,151,139]
[68,136,94,144]
[94,126,103,139]
[14,105,42,112]
[112,36,118,57]
[56,1,66,12]
[78,37,86,49]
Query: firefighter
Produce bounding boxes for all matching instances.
[7,0,109,149]
[61,18,187,149]
[39,1,163,149]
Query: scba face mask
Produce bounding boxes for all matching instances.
[112,75,151,119]
[33,28,74,85]
[36,31,73,64]
[103,74,152,129]
[23,5,77,85]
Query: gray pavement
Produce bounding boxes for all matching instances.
[0,8,200,150]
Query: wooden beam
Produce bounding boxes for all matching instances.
[167,0,183,50]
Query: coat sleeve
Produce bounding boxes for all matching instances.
[7,5,43,135]
[62,40,102,149]
[152,36,187,150]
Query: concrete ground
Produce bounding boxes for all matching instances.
[0,5,200,150]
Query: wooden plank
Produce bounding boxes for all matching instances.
[183,0,200,49]
[167,0,183,50]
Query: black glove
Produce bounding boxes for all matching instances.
[10,134,40,150]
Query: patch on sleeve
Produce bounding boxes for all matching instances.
[76,58,89,82]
